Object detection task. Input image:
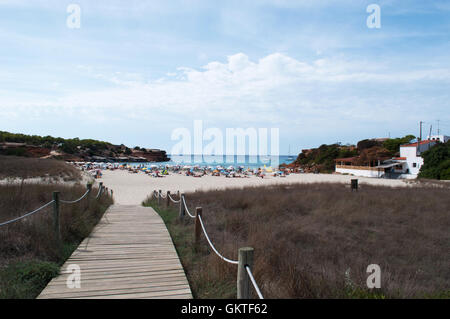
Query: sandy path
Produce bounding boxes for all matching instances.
[99,170,409,205]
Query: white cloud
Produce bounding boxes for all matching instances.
[1,52,449,135]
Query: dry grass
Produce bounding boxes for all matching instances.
[0,183,113,298]
[0,156,81,181]
[145,183,450,299]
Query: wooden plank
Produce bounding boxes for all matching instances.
[38,204,192,299]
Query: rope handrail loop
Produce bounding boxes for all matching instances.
[0,200,55,227]
[245,265,264,299]
[182,197,196,219]
[60,189,91,204]
[168,193,180,203]
[197,214,238,265]
[95,186,103,199]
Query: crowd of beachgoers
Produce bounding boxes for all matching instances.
[71,162,297,179]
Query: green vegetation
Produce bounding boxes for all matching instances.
[419,141,450,180]
[0,261,59,299]
[293,135,416,172]
[0,131,111,153]
[3,147,26,157]
[124,147,132,155]
[0,130,169,162]
[295,144,358,172]
[382,135,415,154]
[0,183,113,298]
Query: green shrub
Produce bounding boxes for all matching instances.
[419,141,450,180]
[0,261,59,299]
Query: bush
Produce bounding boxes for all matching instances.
[419,141,450,180]
[0,261,59,299]
[382,135,415,155]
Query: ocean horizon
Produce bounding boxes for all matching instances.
[126,154,296,169]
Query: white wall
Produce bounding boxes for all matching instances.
[400,146,425,176]
[427,135,450,143]
[336,167,383,178]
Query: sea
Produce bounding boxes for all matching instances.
[125,155,295,170]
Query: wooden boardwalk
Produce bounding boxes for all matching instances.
[38,204,192,299]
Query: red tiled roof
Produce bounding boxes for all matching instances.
[401,140,434,147]
[394,157,406,160]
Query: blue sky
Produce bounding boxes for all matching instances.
[0,0,449,154]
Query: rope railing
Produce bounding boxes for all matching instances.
[0,182,111,231]
[60,188,91,204]
[197,214,239,265]
[95,184,104,199]
[245,265,264,299]
[168,193,181,204]
[0,200,55,227]
[183,197,196,219]
[152,189,264,299]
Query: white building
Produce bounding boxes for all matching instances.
[335,157,389,178]
[396,140,435,178]
[426,134,449,143]
[335,135,448,179]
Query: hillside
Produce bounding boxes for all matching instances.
[285,135,415,173]
[291,143,359,173]
[0,131,169,163]
[0,155,82,181]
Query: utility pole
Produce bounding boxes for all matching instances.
[437,120,440,136]
[428,125,432,150]
[419,121,423,142]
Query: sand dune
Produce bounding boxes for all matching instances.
[99,170,409,205]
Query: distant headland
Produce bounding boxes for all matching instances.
[0,131,170,163]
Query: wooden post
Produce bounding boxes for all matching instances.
[111,189,114,198]
[166,190,170,208]
[158,190,161,206]
[86,183,92,205]
[237,247,254,299]
[99,182,103,196]
[351,179,358,192]
[179,193,185,219]
[195,207,202,246]
[52,191,61,251]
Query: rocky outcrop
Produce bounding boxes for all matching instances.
[0,139,170,163]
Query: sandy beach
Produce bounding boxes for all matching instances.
[99,170,411,205]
